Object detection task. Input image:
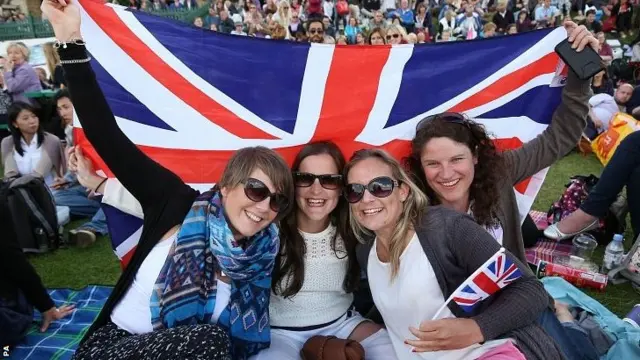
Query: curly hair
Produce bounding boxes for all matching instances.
[403,114,506,227]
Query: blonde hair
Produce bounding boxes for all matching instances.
[344,149,428,280]
[6,42,30,61]
[43,42,60,80]
[483,22,497,32]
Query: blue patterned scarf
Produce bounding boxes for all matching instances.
[150,189,279,359]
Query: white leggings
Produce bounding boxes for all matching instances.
[250,309,396,359]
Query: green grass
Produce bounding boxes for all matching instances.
[532,151,640,316]
[28,220,121,289]
[12,151,640,316]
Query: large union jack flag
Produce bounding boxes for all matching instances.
[452,249,523,313]
[73,0,569,268]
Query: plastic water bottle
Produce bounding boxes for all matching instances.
[602,234,625,273]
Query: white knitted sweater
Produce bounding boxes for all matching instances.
[269,224,353,327]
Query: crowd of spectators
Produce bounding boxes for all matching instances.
[112,0,640,45]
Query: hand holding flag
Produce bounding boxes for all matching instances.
[406,318,484,353]
[432,248,523,320]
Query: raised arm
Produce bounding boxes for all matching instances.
[102,178,144,219]
[447,214,549,341]
[44,0,189,210]
[504,23,596,185]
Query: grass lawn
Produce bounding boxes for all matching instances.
[19,151,640,317]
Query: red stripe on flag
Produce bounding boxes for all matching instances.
[312,46,391,142]
[473,271,502,296]
[119,246,136,270]
[449,52,559,113]
[453,296,480,305]
[494,137,530,194]
[81,0,277,140]
[75,129,411,182]
[77,126,525,193]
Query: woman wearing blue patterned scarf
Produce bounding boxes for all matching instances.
[46,1,297,355]
[69,146,294,359]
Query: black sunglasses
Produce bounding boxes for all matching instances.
[417,112,468,130]
[344,176,400,204]
[293,172,343,190]
[386,33,400,39]
[309,28,324,34]
[243,178,290,212]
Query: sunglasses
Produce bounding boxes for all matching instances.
[309,28,324,34]
[386,33,400,39]
[344,176,400,204]
[293,172,343,190]
[243,178,290,212]
[416,112,468,130]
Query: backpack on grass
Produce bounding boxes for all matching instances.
[1,175,61,253]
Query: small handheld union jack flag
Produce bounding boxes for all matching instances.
[433,248,522,319]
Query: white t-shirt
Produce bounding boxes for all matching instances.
[368,234,509,360]
[111,232,231,334]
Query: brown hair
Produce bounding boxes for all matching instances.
[367,27,386,44]
[218,146,294,221]
[404,115,505,227]
[344,148,427,280]
[273,141,360,297]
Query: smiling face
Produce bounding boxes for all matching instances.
[347,157,408,238]
[295,154,341,228]
[221,168,279,238]
[386,28,401,44]
[421,137,477,211]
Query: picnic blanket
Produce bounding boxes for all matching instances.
[9,286,112,360]
[543,277,640,360]
[526,210,573,265]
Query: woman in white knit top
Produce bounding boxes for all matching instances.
[251,141,396,359]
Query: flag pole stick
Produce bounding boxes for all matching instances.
[430,247,506,320]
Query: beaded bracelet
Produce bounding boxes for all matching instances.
[60,57,92,65]
[53,38,86,49]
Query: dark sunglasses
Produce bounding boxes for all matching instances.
[309,28,324,34]
[243,178,290,212]
[416,112,468,130]
[293,172,343,190]
[386,33,400,39]
[344,176,400,204]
